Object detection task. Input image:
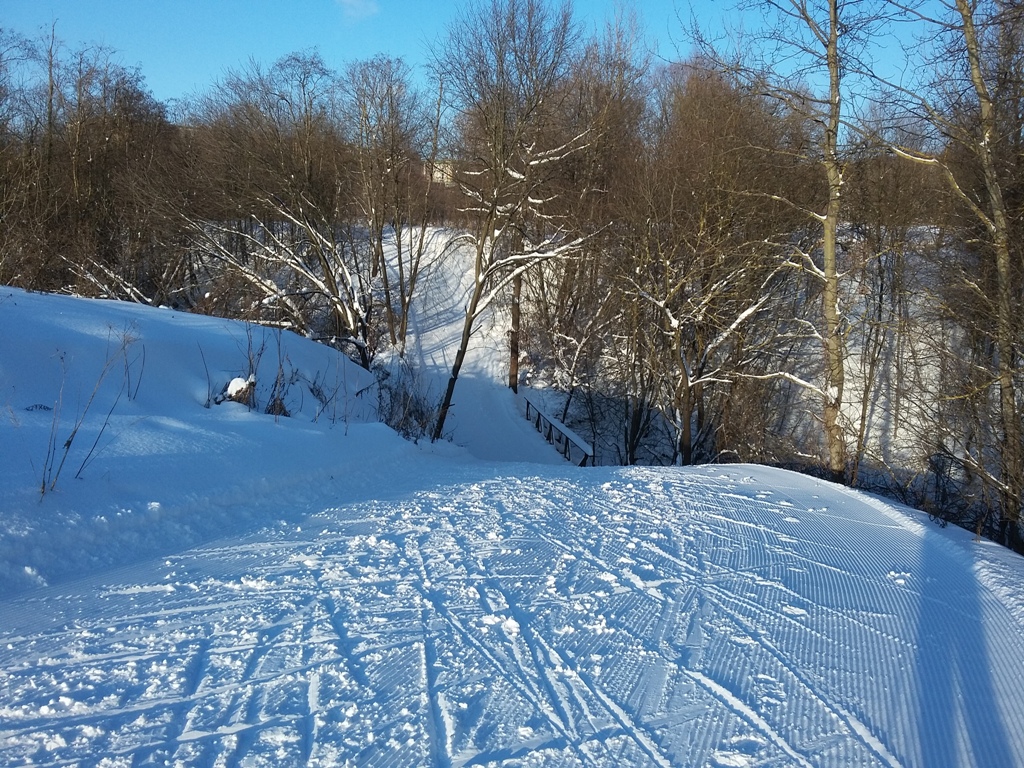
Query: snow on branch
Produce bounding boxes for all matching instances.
[740,370,825,399]
[477,234,586,316]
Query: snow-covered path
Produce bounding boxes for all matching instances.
[4,464,1023,767]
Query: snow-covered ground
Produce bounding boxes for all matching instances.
[4,277,1024,767]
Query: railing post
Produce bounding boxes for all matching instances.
[522,391,593,468]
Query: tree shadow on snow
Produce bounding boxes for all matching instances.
[914,528,1018,766]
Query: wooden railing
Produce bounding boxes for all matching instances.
[521,391,594,467]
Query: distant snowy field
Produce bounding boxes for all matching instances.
[4,287,1024,767]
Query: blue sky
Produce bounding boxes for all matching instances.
[3,0,698,105]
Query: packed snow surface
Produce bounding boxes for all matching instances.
[3,285,1024,767]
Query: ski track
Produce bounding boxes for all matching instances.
[3,465,1024,766]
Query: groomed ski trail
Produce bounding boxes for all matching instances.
[4,465,1024,766]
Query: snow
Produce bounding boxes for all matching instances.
[3,276,1024,766]
[225,375,253,400]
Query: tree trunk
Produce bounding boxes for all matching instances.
[509,271,521,392]
[433,336,469,442]
[432,239,487,442]
[956,0,1022,531]
[821,0,847,484]
[680,395,693,466]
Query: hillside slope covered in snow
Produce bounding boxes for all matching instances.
[3,286,1024,767]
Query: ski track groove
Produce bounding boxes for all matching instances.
[6,466,1024,765]
[420,605,453,768]
[451,493,670,767]
[303,667,319,764]
[482,574,584,742]
[689,486,914,766]
[402,532,579,761]
[499,488,731,767]
[320,592,372,688]
[571,667,675,768]
[558,471,911,766]
[440,521,604,767]
[503,478,866,765]
[684,667,814,768]
[703,588,907,768]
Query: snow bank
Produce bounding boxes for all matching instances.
[0,287,396,594]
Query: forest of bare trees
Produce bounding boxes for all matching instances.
[2,0,1023,549]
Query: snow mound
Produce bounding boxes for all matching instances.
[0,287,390,594]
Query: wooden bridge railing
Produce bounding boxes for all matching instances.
[521,391,594,467]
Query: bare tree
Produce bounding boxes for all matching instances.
[0,28,30,283]
[694,0,893,481]
[342,55,437,354]
[0,27,177,299]
[840,106,942,486]
[182,53,387,366]
[523,8,649,424]
[430,0,586,441]
[880,0,1024,544]
[616,65,800,464]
